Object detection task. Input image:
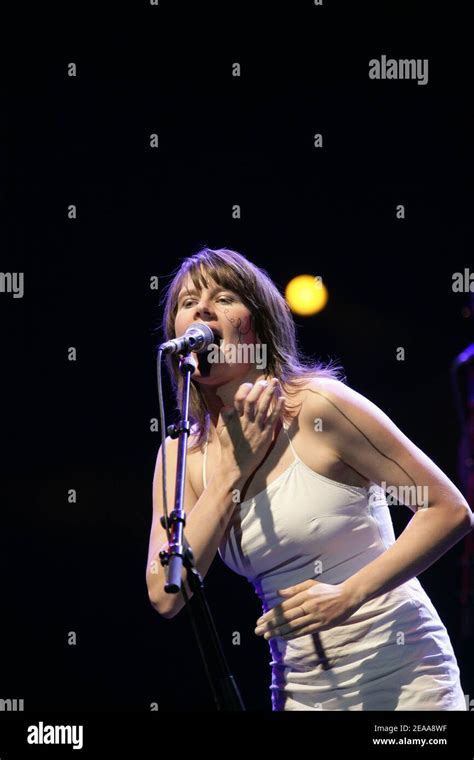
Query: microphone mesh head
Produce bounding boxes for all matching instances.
[189,322,216,352]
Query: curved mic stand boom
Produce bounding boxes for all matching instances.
[158,349,245,711]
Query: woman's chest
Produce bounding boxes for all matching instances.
[187,420,370,502]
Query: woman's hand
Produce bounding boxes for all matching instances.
[216,378,285,481]
[254,579,363,641]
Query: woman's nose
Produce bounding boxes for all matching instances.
[192,300,215,318]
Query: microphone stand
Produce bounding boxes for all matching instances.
[158,350,246,710]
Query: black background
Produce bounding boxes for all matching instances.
[1,0,473,722]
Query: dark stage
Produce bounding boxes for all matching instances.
[1,1,473,754]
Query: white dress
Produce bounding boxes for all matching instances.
[202,423,467,711]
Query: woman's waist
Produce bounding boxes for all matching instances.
[270,580,450,671]
[265,578,443,654]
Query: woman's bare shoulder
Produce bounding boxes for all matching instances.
[294,376,371,420]
[279,376,344,429]
[283,375,348,406]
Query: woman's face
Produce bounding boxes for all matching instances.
[173,274,261,385]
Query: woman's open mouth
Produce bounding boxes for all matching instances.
[211,329,224,347]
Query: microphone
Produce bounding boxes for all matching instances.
[159,322,217,355]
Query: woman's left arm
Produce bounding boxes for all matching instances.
[255,379,473,641]
[305,378,474,607]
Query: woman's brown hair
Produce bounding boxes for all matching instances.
[157,246,345,452]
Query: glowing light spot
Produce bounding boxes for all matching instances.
[285,275,328,316]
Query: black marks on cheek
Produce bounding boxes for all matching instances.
[222,307,239,331]
[222,309,254,343]
[237,315,254,340]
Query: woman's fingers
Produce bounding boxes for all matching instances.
[254,380,281,427]
[242,380,270,421]
[218,379,286,479]
[268,395,285,425]
[233,379,283,426]
[233,382,254,417]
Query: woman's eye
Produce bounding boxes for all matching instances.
[182,296,233,308]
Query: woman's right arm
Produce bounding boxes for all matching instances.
[146,379,284,619]
[146,435,245,619]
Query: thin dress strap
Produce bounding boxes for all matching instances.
[282,421,298,462]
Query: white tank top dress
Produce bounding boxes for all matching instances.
[202,421,466,711]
